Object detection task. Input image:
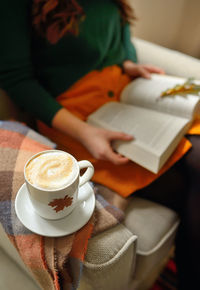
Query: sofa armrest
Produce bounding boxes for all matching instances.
[133,37,200,79]
[78,224,137,290]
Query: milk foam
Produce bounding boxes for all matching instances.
[25,152,76,190]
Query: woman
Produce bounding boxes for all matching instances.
[0,1,200,289]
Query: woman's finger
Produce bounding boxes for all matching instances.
[137,67,151,79]
[104,147,130,165]
[102,131,132,164]
[127,66,151,79]
[107,131,134,141]
[142,65,165,75]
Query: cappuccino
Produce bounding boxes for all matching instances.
[25,151,76,190]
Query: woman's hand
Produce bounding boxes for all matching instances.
[123,60,165,79]
[80,125,133,165]
[52,108,133,165]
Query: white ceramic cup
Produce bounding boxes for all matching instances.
[24,150,94,220]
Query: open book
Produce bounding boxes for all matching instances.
[87,74,200,173]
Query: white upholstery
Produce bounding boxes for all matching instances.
[124,198,179,254]
[0,224,40,289]
[0,248,39,290]
[134,38,200,79]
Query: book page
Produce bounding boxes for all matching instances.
[121,74,200,119]
[87,102,190,173]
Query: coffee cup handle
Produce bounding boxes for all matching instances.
[78,161,94,187]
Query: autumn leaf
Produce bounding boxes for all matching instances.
[48,195,73,212]
[160,78,200,98]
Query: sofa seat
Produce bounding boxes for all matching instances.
[124,197,179,290]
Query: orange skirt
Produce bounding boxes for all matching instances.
[37,65,200,197]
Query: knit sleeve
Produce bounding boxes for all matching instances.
[122,22,138,63]
[0,0,62,126]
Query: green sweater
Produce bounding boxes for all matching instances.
[0,0,137,125]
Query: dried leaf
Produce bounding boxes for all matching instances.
[160,78,200,98]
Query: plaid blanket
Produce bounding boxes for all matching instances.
[0,121,126,290]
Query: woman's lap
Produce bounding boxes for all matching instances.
[136,135,200,214]
[135,155,187,213]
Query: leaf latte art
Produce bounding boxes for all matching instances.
[25,152,75,190]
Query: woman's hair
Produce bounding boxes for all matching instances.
[33,0,136,44]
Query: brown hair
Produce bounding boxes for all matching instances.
[33,0,136,44]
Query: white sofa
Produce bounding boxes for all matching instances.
[1,38,200,290]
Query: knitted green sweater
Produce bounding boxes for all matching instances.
[0,0,137,125]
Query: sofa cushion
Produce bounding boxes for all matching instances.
[123,196,179,287]
[123,197,179,254]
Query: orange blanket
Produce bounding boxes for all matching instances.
[0,121,126,290]
[38,66,200,197]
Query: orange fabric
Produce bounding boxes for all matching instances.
[70,219,94,261]
[56,66,131,120]
[37,66,200,197]
[187,119,200,135]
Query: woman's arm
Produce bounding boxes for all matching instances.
[122,22,138,63]
[0,1,133,164]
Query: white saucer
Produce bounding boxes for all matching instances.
[15,182,95,237]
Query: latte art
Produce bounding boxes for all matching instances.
[25,152,76,190]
